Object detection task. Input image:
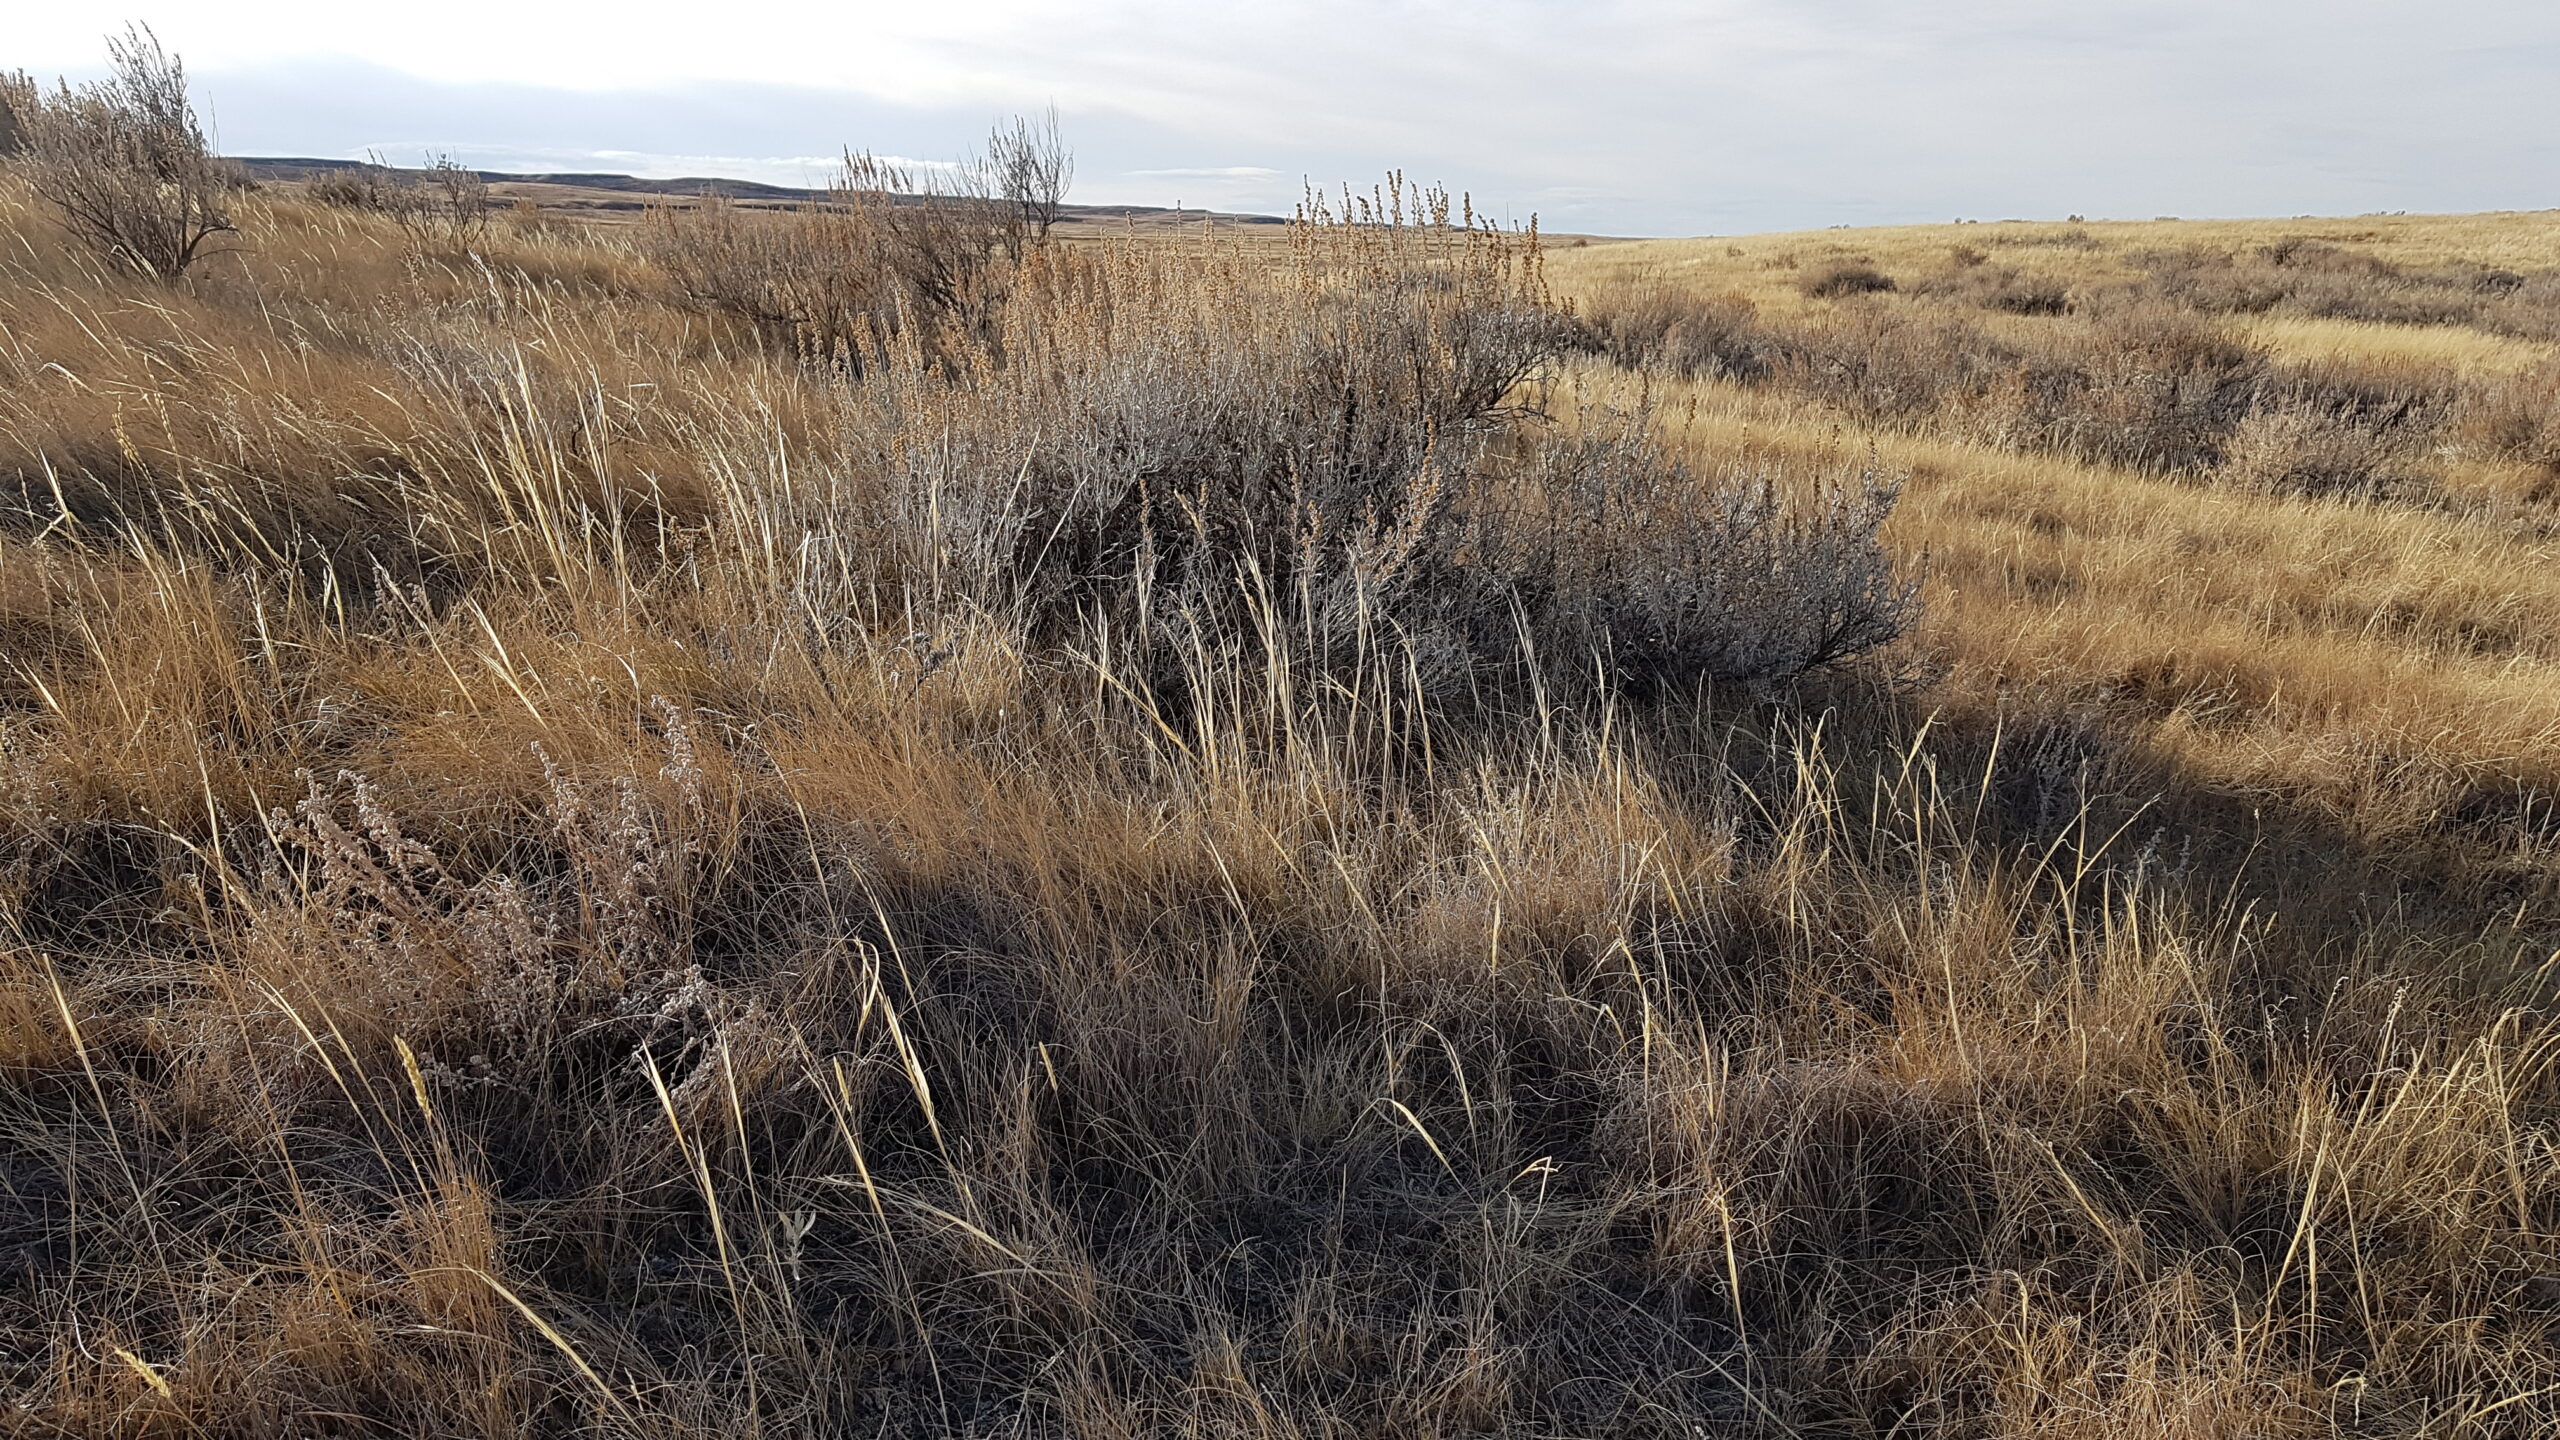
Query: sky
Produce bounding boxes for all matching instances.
[14,3,2560,236]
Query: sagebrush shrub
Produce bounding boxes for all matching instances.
[1962,300,2267,471]
[2216,397,2439,500]
[2456,361,2560,471]
[1798,260,1896,298]
[1917,256,2072,314]
[2137,238,2560,336]
[648,125,1065,371]
[646,195,897,365]
[1772,304,2009,423]
[1481,408,1916,692]
[13,27,235,278]
[775,185,1912,697]
[1574,270,1771,379]
[308,165,393,210]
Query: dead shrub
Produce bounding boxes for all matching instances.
[13,27,236,279]
[985,105,1073,246]
[382,154,490,249]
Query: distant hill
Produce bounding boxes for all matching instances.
[233,156,1290,227]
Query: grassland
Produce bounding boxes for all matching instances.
[3,164,2558,1440]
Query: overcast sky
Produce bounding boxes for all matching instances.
[15,3,2559,235]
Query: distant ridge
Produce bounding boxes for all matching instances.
[232,156,1290,225]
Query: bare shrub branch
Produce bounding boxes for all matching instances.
[984,105,1073,247]
[647,115,1071,371]
[386,153,492,250]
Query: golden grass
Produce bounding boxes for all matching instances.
[1565,209,2560,298]
[2232,314,2556,377]
[1552,211,2560,911]
[2,175,2557,1438]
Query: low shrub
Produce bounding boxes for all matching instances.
[645,195,898,365]
[2454,361,2560,470]
[1967,301,2268,471]
[647,127,1055,370]
[306,166,393,210]
[1798,260,1897,297]
[1573,270,1771,379]
[1771,304,2010,423]
[753,189,1913,698]
[1486,408,1916,692]
[2139,238,2560,334]
[2216,396,2440,500]
[1918,256,2072,315]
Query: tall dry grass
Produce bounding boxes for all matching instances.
[0,142,2556,1440]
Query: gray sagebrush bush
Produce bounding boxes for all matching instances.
[1574,269,1772,380]
[747,185,1914,699]
[647,117,1072,370]
[14,28,236,279]
[1479,407,1918,693]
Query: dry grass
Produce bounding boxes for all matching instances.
[0,155,2556,1440]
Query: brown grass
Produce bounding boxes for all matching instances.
[1,151,2557,1440]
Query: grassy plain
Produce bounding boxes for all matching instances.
[3,175,2559,1438]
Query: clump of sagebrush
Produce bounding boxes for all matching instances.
[1572,269,1771,380]
[2456,360,2560,472]
[1623,289,2275,475]
[1915,252,2073,314]
[306,164,393,210]
[1975,298,2271,471]
[310,155,490,250]
[10,27,235,278]
[1797,259,1896,297]
[1488,407,1916,692]
[2137,237,2560,339]
[2215,397,2437,500]
[645,193,897,364]
[757,178,1913,699]
[647,113,1076,371]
